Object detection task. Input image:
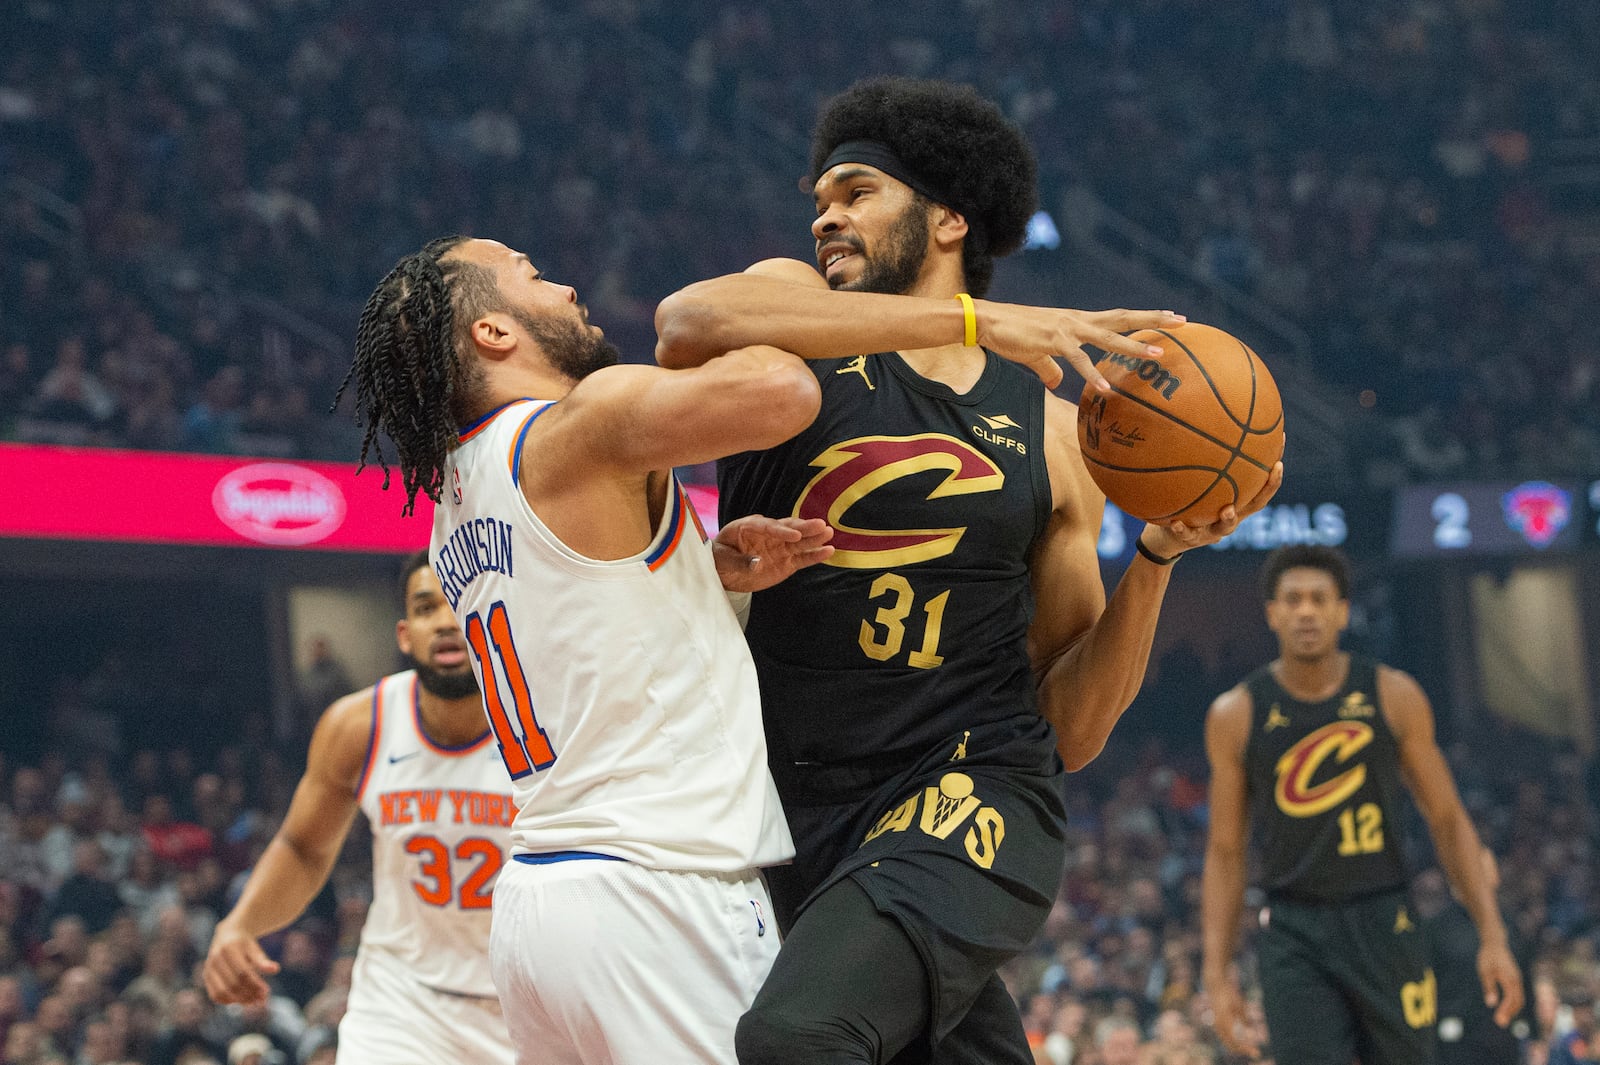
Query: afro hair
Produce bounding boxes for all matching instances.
[809,77,1038,296]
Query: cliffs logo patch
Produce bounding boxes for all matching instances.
[213,463,347,546]
[1274,720,1374,818]
[1502,482,1570,548]
[793,434,1003,569]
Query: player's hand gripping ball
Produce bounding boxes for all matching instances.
[1077,322,1284,524]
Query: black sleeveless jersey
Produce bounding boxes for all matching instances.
[1243,655,1408,903]
[718,350,1053,770]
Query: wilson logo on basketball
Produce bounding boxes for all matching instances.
[793,434,1003,569]
[1274,720,1374,818]
[213,463,347,546]
[1103,351,1182,399]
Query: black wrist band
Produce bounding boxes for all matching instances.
[1136,538,1179,566]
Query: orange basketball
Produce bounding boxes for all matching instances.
[1076,322,1284,524]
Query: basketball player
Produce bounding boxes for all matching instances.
[337,235,834,1065]
[203,552,517,1065]
[1200,545,1523,1063]
[654,77,1283,1064]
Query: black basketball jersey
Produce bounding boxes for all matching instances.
[1243,655,1409,903]
[718,350,1053,770]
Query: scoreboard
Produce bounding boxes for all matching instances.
[1095,478,1600,564]
[1389,480,1595,558]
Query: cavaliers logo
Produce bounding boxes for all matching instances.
[793,434,1004,569]
[1274,720,1374,818]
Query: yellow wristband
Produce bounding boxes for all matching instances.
[955,293,977,347]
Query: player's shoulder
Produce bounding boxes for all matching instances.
[312,685,380,762]
[1208,681,1254,720]
[1375,662,1433,735]
[744,257,827,287]
[1205,682,1255,745]
[1374,661,1425,696]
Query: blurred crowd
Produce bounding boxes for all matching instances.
[1,668,1595,1065]
[2,0,1597,482]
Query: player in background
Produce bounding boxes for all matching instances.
[1201,545,1523,1063]
[655,76,1281,1064]
[339,234,832,1065]
[204,552,517,1065]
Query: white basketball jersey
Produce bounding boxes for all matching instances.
[431,398,793,872]
[355,670,513,998]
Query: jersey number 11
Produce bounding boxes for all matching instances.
[464,601,556,778]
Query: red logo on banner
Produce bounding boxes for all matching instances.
[213,463,348,545]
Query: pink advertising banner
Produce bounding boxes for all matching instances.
[0,443,723,551]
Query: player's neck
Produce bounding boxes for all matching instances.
[894,343,987,392]
[416,694,491,748]
[892,270,987,392]
[475,367,570,415]
[1273,651,1350,703]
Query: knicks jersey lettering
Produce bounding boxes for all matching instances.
[377,789,517,828]
[434,517,516,611]
[792,434,1004,569]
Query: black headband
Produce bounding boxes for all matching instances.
[816,140,987,254]
[817,140,951,205]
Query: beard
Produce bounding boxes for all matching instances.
[829,201,931,296]
[514,308,621,380]
[413,659,481,701]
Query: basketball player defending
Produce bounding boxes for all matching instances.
[654,77,1282,1064]
[204,552,517,1065]
[1201,546,1523,1063]
[336,235,833,1065]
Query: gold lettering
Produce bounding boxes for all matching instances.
[864,796,918,843]
[1402,970,1437,1028]
[963,807,1006,869]
[919,773,983,840]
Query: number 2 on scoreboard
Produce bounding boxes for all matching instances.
[463,601,555,778]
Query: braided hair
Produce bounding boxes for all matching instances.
[335,236,499,515]
[810,78,1037,298]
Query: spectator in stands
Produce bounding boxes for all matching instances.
[41,842,120,935]
[28,336,116,431]
[146,988,224,1065]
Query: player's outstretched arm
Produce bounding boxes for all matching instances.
[1200,687,1261,1060]
[654,259,1186,390]
[203,691,370,1007]
[1383,667,1525,1027]
[537,347,821,481]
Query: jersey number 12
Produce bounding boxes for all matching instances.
[464,601,556,778]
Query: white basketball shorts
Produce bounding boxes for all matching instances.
[489,854,780,1065]
[337,945,515,1065]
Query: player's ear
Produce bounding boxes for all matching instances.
[931,204,969,252]
[396,618,413,657]
[470,315,519,362]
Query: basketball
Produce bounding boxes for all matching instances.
[1076,322,1284,524]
